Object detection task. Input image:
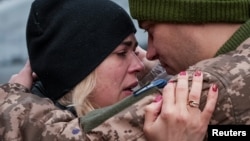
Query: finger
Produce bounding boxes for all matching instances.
[135,46,146,60]
[201,84,218,124]
[8,74,18,83]
[175,71,189,109]
[32,72,38,80]
[8,60,34,89]
[19,60,32,75]
[188,70,203,109]
[161,80,176,112]
[144,95,163,128]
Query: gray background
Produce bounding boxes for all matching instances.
[0,0,147,83]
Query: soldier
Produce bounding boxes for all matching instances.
[0,0,218,141]
[128,0,250,140]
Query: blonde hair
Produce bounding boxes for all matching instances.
[58,71,97,116]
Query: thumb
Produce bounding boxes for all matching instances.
[144,95,162,128]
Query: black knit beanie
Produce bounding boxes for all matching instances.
[129,0,250,23]
[26,0,136,101]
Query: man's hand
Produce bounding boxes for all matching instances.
[8,60,36,89]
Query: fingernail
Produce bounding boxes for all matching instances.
[154,95,162,102]
[179,71,186,76]
[168,80,175,83]
[212,84,218,92]
[194,70,201,76]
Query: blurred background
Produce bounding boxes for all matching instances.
[0,0,147,84]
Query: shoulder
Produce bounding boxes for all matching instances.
[0,82,54,107]
[0,83,85,140]
[186,39,250,124]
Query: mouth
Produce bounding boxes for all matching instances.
[123,81,139,95]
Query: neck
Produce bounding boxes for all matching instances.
[199,23,241,58]
[215,20,250,56]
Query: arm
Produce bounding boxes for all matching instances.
[136,46,172,86]
[136,46,159,80]
[6,60,217,141]
[81,71,218,141]
[0,83,86,141]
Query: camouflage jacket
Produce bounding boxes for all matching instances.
[190,38,250,125]
[0,81,161,141]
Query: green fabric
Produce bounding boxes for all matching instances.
[80,87,160,132]
[215,19,250,56]
[129,0,250,23]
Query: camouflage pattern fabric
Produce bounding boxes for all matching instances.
[138,62,172,86]
[0,82,160,141]
[0,83,85,141]
[192,38,250,125]
[82,88,160,140]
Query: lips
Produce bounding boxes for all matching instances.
[123,81,139,95]
[125,81,139,90]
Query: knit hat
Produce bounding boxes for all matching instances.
[129,0,250,23]
[26,0,136,101]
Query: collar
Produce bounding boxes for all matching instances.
[215,19,250,56]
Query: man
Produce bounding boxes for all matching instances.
[128,0,250,134]
[0,0,218,140]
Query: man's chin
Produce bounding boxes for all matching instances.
[164,67,178,75]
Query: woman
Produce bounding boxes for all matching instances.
[0,0,218,140]
[7,62,218,141]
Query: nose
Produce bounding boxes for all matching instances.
[129,52,145,73]
[146,41,158,60]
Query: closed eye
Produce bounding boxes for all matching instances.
[116,51,127,57]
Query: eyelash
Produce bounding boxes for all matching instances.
[117,51,127,56]
[117,50,139,57]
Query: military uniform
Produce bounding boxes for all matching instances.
[192,20,250,125]
[0,81,161,140]
[0,83,85,141]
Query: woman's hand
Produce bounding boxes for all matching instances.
[144,71,218,141]
[8,60,36,89]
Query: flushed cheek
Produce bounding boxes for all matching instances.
[90,89,119,107]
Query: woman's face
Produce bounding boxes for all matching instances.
[89,34,144,108]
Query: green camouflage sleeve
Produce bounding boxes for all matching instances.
[139,62,172,86]
[0,83,161,141]
[0,83,86,141]
[81,87,161,140]
[188,38,250,125]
